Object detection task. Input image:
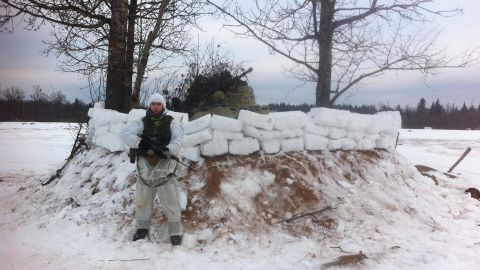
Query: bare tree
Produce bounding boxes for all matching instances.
[1,0,204,112]
[209,0,478,107]
[49,90,67,104]
[0,86,25,102]
[30,85,48,103]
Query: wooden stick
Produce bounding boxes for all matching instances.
[284,206,334,223]
[395,132,400,149]
[447,147,472,173]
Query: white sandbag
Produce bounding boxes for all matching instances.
[346,131,364,142]
[260,140,281,154]
[244,125,283,141]
[180,147,201,162]
[303,121,329,137]
[327,139,342,150]
[308,107,351,128]
[182,129,212,147]
[304,134,328,151]
[167,111,189,124]
[213,129,244,141]
[94,125,109,137]
[377,111,401,130]
[109,122,127,136]
[183,114,211,134]
[282,129,304,139]
[93,134,127,152]
[238,110,274,131]
[328,127,347,139]
[366,113,392,134]
[375,136,396,150]
[210,115,243,132]
[281,137,304,152]
[382,127,399,137]
[338,138,356,150]
[356,138,376,150]
[127,109,146,122]
[88,108,128,125]
[229,138,260,155]
[270,111,308,131]
[200,139,229,156]
[347,113,373,131]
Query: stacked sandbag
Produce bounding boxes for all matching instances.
[181,114,212,160]
[270,111,307,152]
[87,103,129,152]
[202,114,244,156]
[239,110,274,154]
[368,111,401,150]
[305,108,341,150]
[307,107,401,150]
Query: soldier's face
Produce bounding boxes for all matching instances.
[150,102,163,113]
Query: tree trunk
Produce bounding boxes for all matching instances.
[105,0,129,112]
[132,0,170,108]
[126,0,137,109]
[316,0,334,107]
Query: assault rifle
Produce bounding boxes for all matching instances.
[129,136,197,172]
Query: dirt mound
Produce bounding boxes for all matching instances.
[177,150,385,238]
[23,147,439,245]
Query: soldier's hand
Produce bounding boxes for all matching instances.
[138,138,150,151]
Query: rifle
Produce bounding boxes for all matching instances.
[130,136,197,172]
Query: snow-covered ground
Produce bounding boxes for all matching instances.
[1,122,479,269]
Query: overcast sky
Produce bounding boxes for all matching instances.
[0,0,479,107]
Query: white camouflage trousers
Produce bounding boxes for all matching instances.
[135,156,182,236]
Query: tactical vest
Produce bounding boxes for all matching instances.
[142,113,173,148]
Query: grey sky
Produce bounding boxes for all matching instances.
[0,0,479,107]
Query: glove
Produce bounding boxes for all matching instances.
[138,138,150,151]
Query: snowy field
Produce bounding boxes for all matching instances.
[1,122,479,269]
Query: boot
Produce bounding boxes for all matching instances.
[170,235,182,245]
[133,229,149,241]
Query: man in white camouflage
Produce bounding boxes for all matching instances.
[121,93,183,245]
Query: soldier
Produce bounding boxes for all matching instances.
[121,93,183,245]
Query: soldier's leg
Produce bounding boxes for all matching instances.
[135,178,156,229]
[157,176,183,236]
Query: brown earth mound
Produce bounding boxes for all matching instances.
[176,150,384,237]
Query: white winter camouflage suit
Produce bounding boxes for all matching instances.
[121,110,183,236]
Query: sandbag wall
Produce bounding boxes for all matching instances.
[86,103,188,152]
[180,108,401,161]
[87,103,400,159]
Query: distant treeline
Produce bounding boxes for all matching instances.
[0,99,90,122]
[269,98,480,130]
[0,86,90,122]
[2,84,479,129]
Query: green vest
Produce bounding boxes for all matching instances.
[142,112,173,148]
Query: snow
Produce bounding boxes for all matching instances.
[0,122,74,175]
[2,124,480,269]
